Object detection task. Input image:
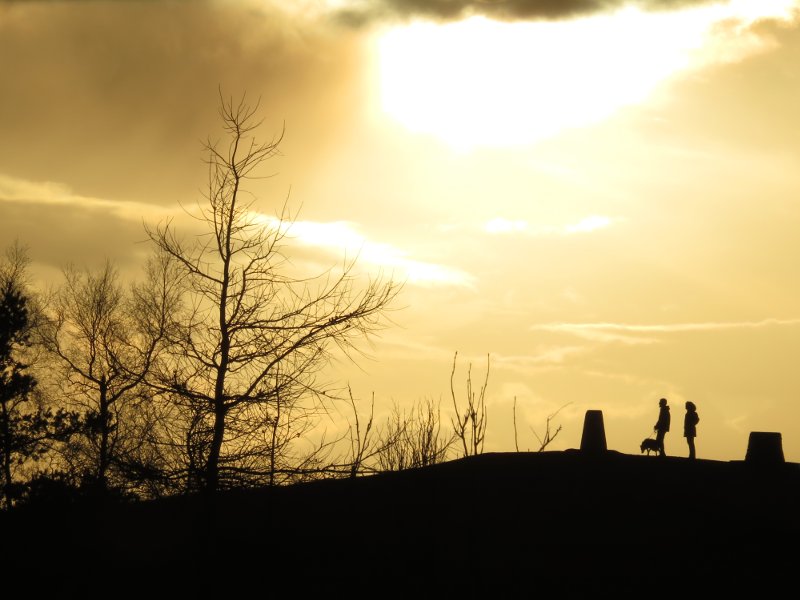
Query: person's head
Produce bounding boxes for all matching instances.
[686,401,696,411]
[659,398,668,407]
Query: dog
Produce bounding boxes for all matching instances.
[640,438,661,455]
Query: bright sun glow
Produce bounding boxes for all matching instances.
[378,0,798,149]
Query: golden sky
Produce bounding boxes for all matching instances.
[2,0,800,462]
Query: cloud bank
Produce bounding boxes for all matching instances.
[335,0,719,26]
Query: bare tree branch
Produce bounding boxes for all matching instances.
[450,351,488,458]
[144,92,401,493]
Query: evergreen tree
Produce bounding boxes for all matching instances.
[0,275,36,508]
[0,244,78,509]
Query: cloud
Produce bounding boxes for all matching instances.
[484,218,529,235]
[531,318,800,344]
[334,0,721,26]
[484,215,614,235]
[370,340,587,376]
[0,173,171,222]
[0,0,360,204]
[252,214,476,287]
[0,171,473,287]
[0,172,196,272]
[491,347,590,370]
[565,215,613,234]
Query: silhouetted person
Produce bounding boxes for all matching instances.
[684,401,699,459]
[653,398,670,457]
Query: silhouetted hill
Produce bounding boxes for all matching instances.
[4,450,800,596]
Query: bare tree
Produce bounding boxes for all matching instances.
[338,386,411,477]
[513,397,570,452]
[38,255,180,494]
[343,386,379,478]
[531,403,569,452]
[145,92,400,493]
[376,397,452,471]
[450,351,488,458]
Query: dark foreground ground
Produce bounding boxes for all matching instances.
[3,450,800,596]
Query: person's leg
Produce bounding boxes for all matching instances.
[687,437,695,459]
[656,430,666,456]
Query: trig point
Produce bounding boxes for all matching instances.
[580,410,607,454]
[745,431,784,465]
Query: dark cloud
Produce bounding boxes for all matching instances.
[0,1,363,206]
[335,0,718,26]
[0,200,147,273]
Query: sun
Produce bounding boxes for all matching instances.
[376,1,798,150]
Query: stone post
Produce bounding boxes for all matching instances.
[745,432,784,465]
[580,410,607,454]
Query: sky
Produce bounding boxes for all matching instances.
[2,0,800,462]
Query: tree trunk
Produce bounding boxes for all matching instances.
[98,375,109,488]
[1,400,12,509]
[205,403,226,493]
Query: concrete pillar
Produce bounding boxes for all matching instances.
[580,410,607,454]
[745,432,784,465]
